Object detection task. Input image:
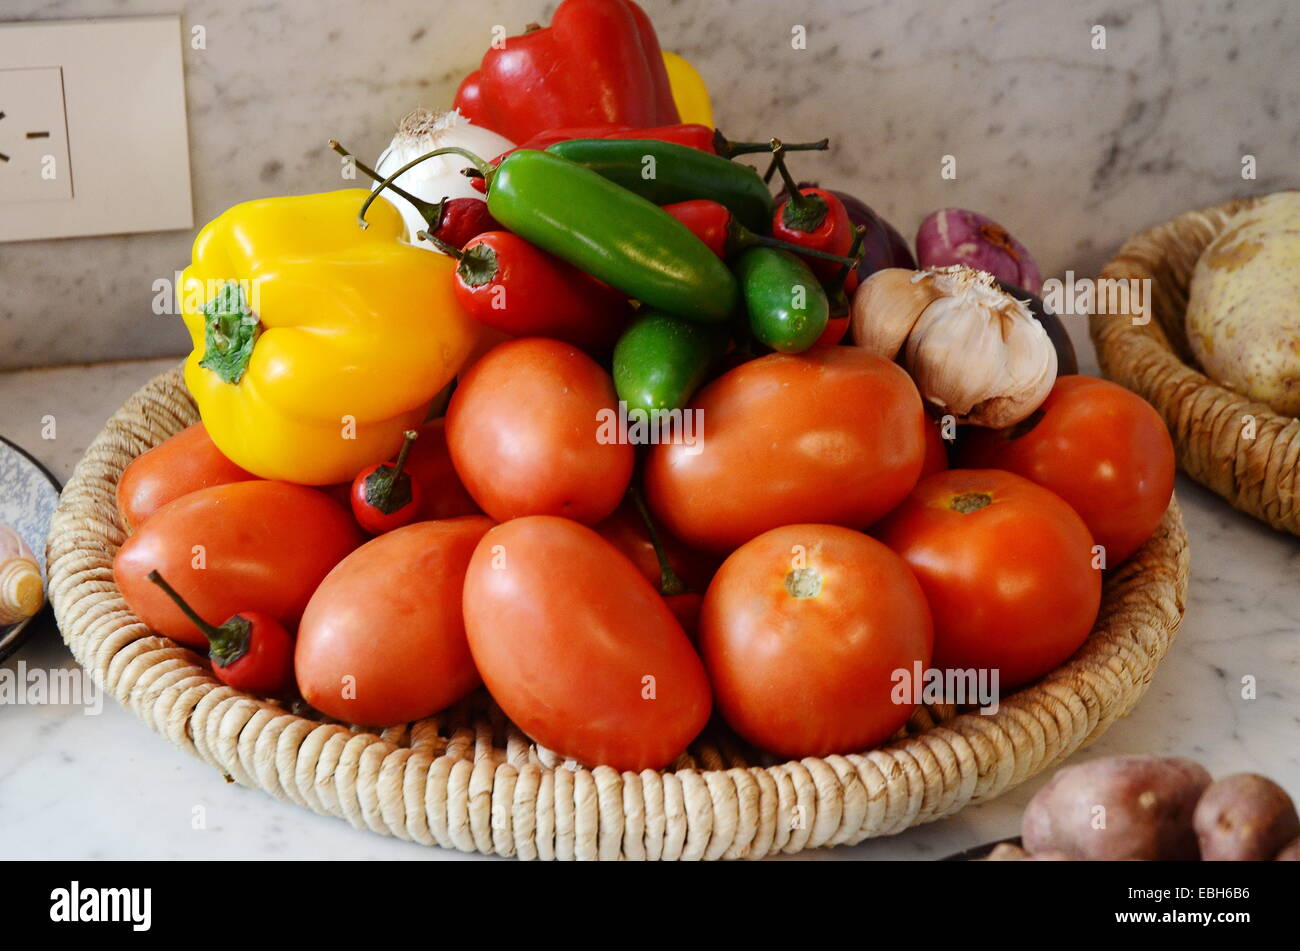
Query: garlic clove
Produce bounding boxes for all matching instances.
[850,268,941,360]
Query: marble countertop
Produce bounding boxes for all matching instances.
[1,325,1297,860]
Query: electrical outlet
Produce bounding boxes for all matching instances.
[0,67,73,203]
[0,16,192,242]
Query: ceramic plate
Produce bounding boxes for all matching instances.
[0,435,62,663]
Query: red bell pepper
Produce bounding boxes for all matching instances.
[453,0,679,143]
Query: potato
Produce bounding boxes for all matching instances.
[1185,190,1300,416]
[1275,837,1300,861]
[1022,755,1211,860]
[1193,773,1300,861]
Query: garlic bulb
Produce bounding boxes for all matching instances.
[0,524,44,626]
[373,108,514,252]
[852,265,1056,428]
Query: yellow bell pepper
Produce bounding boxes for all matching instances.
[662,51,714,128]
[180,189,478,485]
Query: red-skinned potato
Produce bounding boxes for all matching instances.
[462,516,711,771]
[114,481,361,649]
[645,348,928,554]
[116,422,257,531]
[446,338,634,525]
[1193,773,1300,861]
[296,517,492,726]
[1022,755,1211,860]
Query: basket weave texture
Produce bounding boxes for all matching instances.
[47,365,1189,859]
[1092,196,1300,535]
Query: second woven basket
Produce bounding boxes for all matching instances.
[1091,196,1300,536]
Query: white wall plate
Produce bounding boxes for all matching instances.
[0,15,193,242]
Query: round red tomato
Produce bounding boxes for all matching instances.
[462,516,711,771]
[446,338,633,524]
[957,375,1174,565]
[644,347,927,554]
[296,517,491,726]
[875,469,1102,690]
[699,524,932,758]
[114,481,361,649]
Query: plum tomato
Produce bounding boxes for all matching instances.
[699,524,933,759]
[114,481,362,650]
[116,422,257,531]
[446,338,634,525]
[956,375,1174,565]
[644,347,927,554]
[875,469,1102,690]
[462,516,711,771]
[296,516,492,726]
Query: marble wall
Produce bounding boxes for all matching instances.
[1,0,1296,369]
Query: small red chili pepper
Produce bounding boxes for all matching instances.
[351,430,422,535]
[437,230,630,353]
[812,226,867,348]
[147,570,295,696]
[433,197,500,250]
[661,199,857,267]
[767,138,854,280]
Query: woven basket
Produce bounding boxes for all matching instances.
[1092,196,1300,536]
[47,365,1189,860]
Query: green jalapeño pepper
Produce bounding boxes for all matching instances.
[359,147,738,325]
[736,247,829,353]
[547,138,774,234]
[613,311,725,415]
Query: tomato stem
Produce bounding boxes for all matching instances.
[364,430,419,515]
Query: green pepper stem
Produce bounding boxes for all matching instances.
[718,132,828,159]
[147,569,248,664]
[829,225,868,295]
[768,139,821,220]
[354,145,492,233]
[330,140,469,256]
[628,488,687,597]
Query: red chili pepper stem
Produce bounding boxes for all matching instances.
[716,130,829,159]
[355,146,494,232]
[767,139,829,233]
[365,430,419,515]
[628,487,687,597]
[146,570,250,668]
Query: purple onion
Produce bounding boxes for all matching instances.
[916,208,1041,294]
[776,184,915,281]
